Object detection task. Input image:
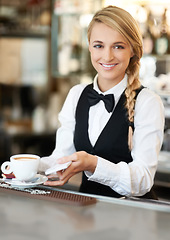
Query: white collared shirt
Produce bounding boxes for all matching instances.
[39,74,165,197]
[89,74,127,146]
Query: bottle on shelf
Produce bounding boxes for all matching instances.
[143,26,154,55]
[155,8,169,56]
[142,8,154,55]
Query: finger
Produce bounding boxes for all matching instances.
[57,170,63,178]
[57,164,74,181]
[44,172,74,186]
[47,173,58,179]
[57,153,77,164]
[44,180,63,186]
[54,166,74,183]
[59,172,74,184]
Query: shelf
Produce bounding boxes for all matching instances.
[0,0,51,38]
[0,29,50,38]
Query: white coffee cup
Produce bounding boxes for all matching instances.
[1,154,40,181]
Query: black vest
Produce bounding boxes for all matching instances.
[74,84,145,198]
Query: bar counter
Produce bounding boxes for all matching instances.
[0,184,170,240]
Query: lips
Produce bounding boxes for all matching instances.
[100,63,118,69]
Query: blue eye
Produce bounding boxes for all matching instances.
[93,44,103,48]
[114,45,124,49]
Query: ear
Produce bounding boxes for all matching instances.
[129,44,134,58]
[130,51,134,58]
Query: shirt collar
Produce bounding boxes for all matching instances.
[93,74,127,100]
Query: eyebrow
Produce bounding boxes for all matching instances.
[92,40,103,44]
[113,41,127,45]
[92,40,127,45]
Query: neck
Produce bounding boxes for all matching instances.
[97,78,124,92]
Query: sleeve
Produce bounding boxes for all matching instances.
[38,84,86,172]
[85,89,165,197]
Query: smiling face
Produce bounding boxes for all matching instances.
[89,22,133,91]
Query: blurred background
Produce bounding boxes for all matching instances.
[1,0,170,198]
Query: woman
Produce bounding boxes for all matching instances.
[40,6,164,198]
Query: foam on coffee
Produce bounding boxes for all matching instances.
[14,157,38,161]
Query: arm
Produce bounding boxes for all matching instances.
[38,84,87,172]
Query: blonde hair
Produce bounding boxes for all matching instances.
[87,5,143,150]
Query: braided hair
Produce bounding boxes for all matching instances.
[87,5,143,150]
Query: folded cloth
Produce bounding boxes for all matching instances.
[45,161,72,175]
[38,156,58,173]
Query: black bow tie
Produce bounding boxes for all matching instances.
[87,88,115,113]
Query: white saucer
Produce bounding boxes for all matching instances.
[4,174,48,189]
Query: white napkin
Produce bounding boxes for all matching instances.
[45,161,72,175]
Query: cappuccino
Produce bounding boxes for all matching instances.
[1,154,40,181]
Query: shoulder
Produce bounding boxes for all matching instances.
[59,83,89,120]
[69,83,88,94]
[61,83,89,112]
[135,87,165,121]
[136,87,164,107]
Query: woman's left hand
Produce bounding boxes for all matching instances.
[44,151,97,186]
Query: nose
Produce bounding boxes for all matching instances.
[103,47,114,62]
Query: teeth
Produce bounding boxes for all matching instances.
[102,64,116,68]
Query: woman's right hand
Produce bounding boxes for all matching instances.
[44,151,97,186]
